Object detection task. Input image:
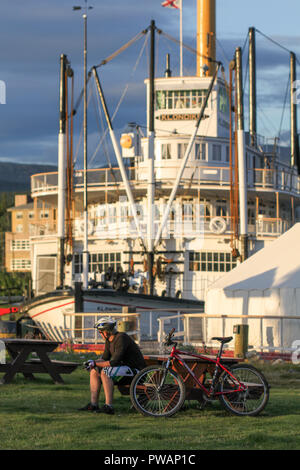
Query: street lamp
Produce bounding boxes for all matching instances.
[73,1,93,290]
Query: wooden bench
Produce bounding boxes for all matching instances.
[0,338,78,385]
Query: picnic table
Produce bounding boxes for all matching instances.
[117,353,240,402]
[0,338,78,385]
[143,354,240,401]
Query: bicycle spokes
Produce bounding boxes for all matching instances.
[218,365,269,416]
[130,366,186,417]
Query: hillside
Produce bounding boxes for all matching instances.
[0,162,57,192]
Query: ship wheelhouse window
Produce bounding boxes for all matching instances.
[195,143,206,160]
[189,251,237,273]
[162,143,172,160]
[156,89,208,110]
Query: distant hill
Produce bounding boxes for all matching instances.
[0,162,57,192]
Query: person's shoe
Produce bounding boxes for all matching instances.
[78,402,99,412]
[95,404,115,415]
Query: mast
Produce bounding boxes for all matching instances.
[57,54,67,289]
[82,10,89,290]
[290,52,299,172]
[147,19,155,295]
[235,47,248,261]
[249,27,257,147]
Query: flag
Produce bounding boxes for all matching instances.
[161,0,180,9]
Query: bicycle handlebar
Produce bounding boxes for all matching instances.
[163,328,176,346]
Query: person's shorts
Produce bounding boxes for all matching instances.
[101,366,139,384]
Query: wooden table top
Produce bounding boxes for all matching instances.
[1,338,60,346]
[144,354,240,363]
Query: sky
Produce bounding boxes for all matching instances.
[0,0,300,168]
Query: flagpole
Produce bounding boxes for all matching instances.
[180,0,183,76]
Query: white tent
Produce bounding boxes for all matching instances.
[205,223,300,352]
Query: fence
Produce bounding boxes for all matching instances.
[158,313,300,354]
[62,312,140,344]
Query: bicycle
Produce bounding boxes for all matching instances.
[130,329,270,418]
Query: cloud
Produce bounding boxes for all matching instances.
[0,0,299,166]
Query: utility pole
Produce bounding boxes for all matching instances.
[73,2,93,289]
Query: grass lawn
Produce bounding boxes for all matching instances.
[1,353,300,450]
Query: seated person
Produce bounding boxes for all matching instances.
[79,317,146,415]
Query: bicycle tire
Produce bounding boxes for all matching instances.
[218,363,269,417]
[130,365,186,417]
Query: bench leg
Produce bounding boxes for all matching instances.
[0,348,30,384]
[36,351,65,384]
[5,346,35,381]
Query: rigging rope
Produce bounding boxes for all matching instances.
[255,28,292,55]
[95,28,149,68]
[278,72,291,141]
[89,32,149,167]
[157,27,222,66]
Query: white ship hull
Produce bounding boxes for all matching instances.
[25,289,203,344]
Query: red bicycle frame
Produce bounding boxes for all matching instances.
[167,346,246,398]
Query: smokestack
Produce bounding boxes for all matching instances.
[197,0,216,77]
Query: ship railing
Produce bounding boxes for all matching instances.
[31,165,300,196]
[255,217,290,237]
[62,312,141,344]
[31,167,136,194]
[70,213,289,240]
[26,212,289,240]
[158,313,300,354]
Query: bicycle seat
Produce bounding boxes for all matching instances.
[211,336,233,344]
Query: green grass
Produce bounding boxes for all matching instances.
[1,354,300,450]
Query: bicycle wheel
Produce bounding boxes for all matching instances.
[218,364,269,417]
[130,365,186,417]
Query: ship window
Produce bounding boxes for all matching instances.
[195,143,206,160]
[216,202,227,217]
[162,143,172,160]
[189,251,237,272]
[178,143,188,159]
[74,252,122,274]
[212,144,222,161]
[226,146,230,162]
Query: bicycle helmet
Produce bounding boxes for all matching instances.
[94,317,117,333]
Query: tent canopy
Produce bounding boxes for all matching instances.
[208,223,300,292]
